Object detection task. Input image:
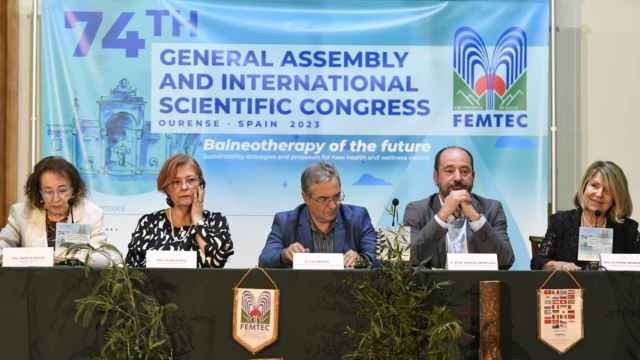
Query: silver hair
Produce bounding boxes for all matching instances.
[301,161,341,194]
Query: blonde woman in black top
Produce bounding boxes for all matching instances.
[532,161,639,270]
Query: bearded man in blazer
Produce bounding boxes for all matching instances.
[403,146,514,269]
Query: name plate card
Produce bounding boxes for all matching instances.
[293,253,344,270]
[446,253,498,271]
[600,253,640,271]
[146,250,197,269]
[3,247,54,267]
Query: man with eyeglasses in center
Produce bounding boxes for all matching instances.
[258,161,377,268]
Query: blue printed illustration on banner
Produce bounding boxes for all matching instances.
[353,174,392,186]
[44,77,199,194]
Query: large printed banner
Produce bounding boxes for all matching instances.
[42,0,549,269]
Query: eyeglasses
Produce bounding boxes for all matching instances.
[309,192,345,206]
[168,177,200,189]
[40,187,72,200]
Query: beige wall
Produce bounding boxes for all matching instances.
[556,0,640,221]
[581,0,640,221]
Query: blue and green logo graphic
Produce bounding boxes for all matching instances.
[453,27,527,111]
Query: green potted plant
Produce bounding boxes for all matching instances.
[343,208,464,360]
[65,243,178,360]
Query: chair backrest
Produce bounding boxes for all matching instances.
[528,236,544,256]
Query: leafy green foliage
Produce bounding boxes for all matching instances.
[343,210,463,360]
[375,225,410,263]
[65,243,177,360]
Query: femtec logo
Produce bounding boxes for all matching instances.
[239,290,272,331]
[453,26,528,128]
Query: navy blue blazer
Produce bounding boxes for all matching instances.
[258,203,377,268]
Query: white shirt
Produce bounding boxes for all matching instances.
[433,195,487,253]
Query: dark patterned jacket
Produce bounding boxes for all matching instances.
[126,209,233,268]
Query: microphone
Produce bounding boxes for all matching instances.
[391,198,400,226]
[68,198,75,223]
[594,210,602,227]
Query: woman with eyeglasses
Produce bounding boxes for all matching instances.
[125,154,234,268]
[0,156,111,266]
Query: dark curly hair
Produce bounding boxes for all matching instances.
[24,156,87,209]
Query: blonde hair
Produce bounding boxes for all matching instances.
[573,161,633,222]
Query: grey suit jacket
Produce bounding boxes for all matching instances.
[403,193,514,269]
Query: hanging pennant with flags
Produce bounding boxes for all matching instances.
[537,270,584,353]
[233,267,280,354]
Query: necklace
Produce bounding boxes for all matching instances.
[167,208,194,243]
[45,211,69,247]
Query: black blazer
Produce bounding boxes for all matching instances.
[531,208,640,269]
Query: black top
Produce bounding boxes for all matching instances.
[531,208,640,269]
[45,216,68,247]
[126,209,234,268]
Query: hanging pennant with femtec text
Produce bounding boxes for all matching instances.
[233,268,280,354]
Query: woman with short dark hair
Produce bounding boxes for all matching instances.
[125,154,234,268]
[531,161,640,270]
[0,156,110,265]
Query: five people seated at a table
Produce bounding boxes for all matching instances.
[0,148,638,270]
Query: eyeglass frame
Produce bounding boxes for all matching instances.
[167,177,201,189]
[306,191,345,207]
[40,186,73,200]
